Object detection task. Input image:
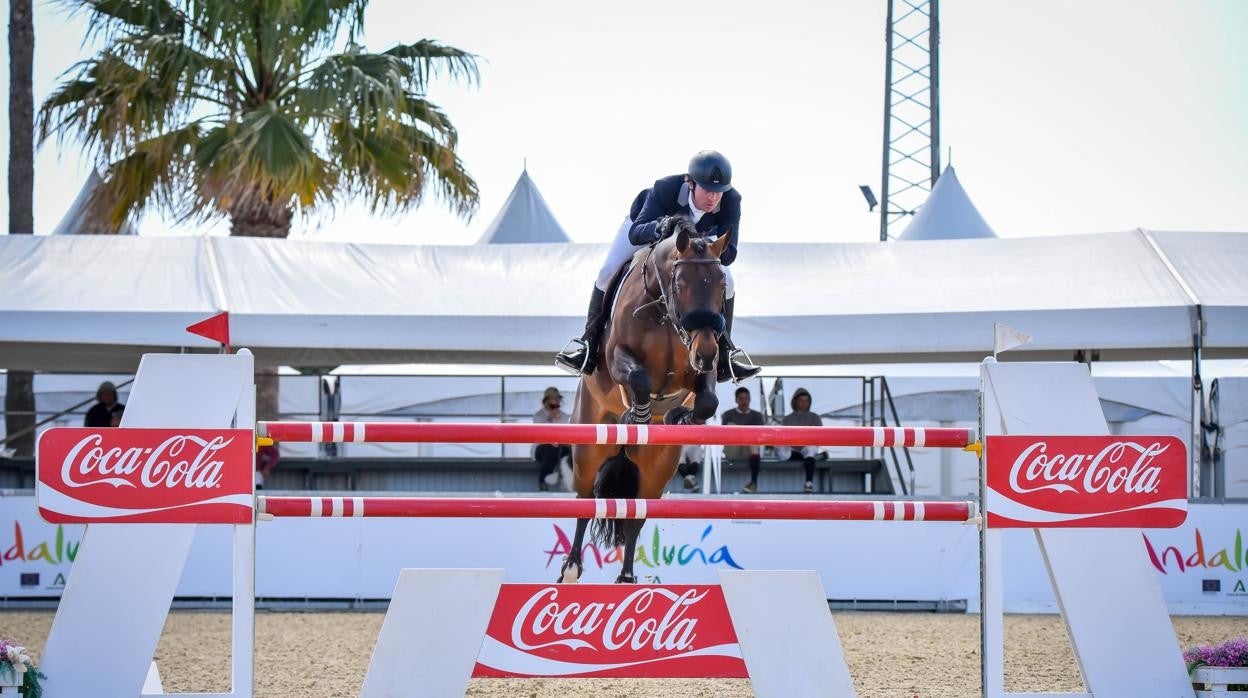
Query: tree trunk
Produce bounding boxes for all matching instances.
[6,0,35,456]
[230,200,293,421]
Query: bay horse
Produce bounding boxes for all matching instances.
[560,219,731,583]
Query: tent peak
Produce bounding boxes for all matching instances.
[476,169,571,245]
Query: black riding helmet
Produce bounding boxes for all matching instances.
[687,150,733,193]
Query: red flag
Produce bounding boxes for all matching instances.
[186,311,230,348]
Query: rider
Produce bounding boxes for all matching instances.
[555,150,762,383]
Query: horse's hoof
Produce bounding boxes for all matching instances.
[615,574,637,584]
[664,407,693,425]
[559,558,583,583]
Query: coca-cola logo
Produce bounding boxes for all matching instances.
[60,433,232,490]
[986,435,1187,529]
[36,427,254,524]
[511,586,703,653]
[474,584,746,679]
[1007,440,1167,496]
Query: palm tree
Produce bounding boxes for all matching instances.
[40,0,481,418]
[5,0,35,457]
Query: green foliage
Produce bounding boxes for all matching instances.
[41,0,480,234]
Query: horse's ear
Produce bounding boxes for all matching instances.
[709,229,732,258]
[676,226,690,253]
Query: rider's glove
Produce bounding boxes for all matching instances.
[655,216,676,240]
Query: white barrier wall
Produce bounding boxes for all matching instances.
[1,494,1243,613]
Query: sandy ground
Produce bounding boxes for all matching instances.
[0,610,1240,697]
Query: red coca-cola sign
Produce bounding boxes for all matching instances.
[985,435,1187,528]
[473,584,747,678]
[36,427,254,524]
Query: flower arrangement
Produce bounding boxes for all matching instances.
[0,638,44,698]
[1185,636,1248,691]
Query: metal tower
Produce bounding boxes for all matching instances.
[879,0,941,241]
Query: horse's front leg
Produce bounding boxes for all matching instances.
[616,518,645,583]
[666,369,720,425]
[559,516,590,583]
[610,346,653,424]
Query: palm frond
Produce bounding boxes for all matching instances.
[88,124,201,230]
[383,40,480,92]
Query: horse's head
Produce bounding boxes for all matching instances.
[660,219,731,374]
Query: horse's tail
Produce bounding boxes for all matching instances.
[589,448,640,548]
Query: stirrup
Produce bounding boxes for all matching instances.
[726,347,761,384]
[555,338,590,376]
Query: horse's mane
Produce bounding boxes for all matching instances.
[657,217,713,258]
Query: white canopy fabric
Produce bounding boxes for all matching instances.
[897,165,997,241]
[1,229,1246,371]
[474,170,571,244]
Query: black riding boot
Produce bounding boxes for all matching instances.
[717,297,762,383]
[556,287,609,375]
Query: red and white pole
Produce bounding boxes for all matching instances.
[257,421,976,449]
[256,496,976,522]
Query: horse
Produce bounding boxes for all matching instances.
[559,219,732,583]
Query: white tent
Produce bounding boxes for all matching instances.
[897,165,997,241]
[1,229,1246,372]
[474,169,571,244]
[50,171,139,236]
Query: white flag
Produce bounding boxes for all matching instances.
[993,323,1032,356]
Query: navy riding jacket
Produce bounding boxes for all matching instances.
[627,174,741,266]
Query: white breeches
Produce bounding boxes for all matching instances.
[595,216,734,298]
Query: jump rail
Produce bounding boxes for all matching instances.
[257,421,977,449]
[256,495,977,522]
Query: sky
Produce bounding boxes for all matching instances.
[1,0,1246,245]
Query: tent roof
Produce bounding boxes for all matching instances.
[475,170,571,244]
[897,165,997,241]
[51,171,139,236]
[1,230,1246,371]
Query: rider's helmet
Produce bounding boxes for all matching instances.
[687,151,733,193]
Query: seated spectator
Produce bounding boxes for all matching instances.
[677,444,703,491]
[84,381,124,428]
[256,444,280,490]
[532,387,571,491]
[778,387,821,494]
[721,386,764,493]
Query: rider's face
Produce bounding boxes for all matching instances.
[691,184,723,213]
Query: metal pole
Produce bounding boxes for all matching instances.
[879,0,895,241]
[929,0,941,184]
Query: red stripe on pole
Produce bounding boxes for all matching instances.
[904,429,915,448]
[343,498,354,517]
[257,422,976,449]
[343,423,354,443]
[255,496,974,522]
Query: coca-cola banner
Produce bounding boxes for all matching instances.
[36,427,254,524]
[473,584,747,678]
[985,435,1187,529]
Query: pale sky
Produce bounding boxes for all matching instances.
[1,0,1245,244]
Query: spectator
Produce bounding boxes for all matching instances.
[84,381,124,428]
[677,444,703,490]
[532,387,571,491]
[255,444,280,490]
[779,387,821,493]
[721,386,764,493]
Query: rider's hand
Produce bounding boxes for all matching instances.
[656,216,676,239]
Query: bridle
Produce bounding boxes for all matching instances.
[632,242,724,349]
